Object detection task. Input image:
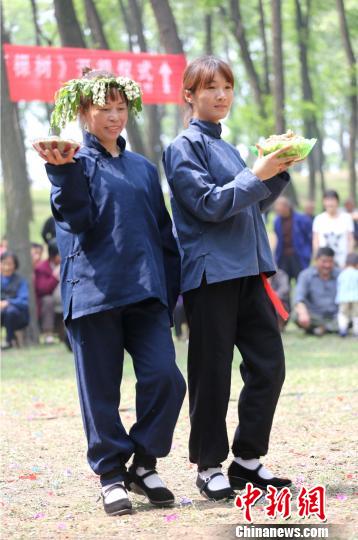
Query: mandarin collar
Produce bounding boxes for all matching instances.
[83,130,126,157]
[189,118,222,139]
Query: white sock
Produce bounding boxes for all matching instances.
[199,467,231,490]
[102,482,128,503]
[338,312,349,333]
[136,466,166,489]
[234,457,274,480]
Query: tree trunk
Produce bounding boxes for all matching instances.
[336,0,357,203]
[218,6,231,62]
[271,0,285,134]
[205,13,213,55]
[125,114,146,156]
[295,0,326,200]
[339,118,348,165]
[1,22,39,344]
[295,0,316,200]
[306,126,316,200]
[229,0,266,117]
[271,0,298,205]
[315,123,326,197]
[53,0,86,48]
[258,0,270,95]
[127,0,163,170]
[149,0,184,54]
[30,0,53,124]
[149,0,184,140]
[30,0,52,46]
[118,0,134,51]
[128,0,146,51]
[84,0,108,49]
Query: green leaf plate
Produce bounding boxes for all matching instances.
[249,138,317,160]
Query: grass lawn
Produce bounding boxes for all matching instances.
[1,324,357,539]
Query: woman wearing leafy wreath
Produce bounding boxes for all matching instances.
[34,68,186,516]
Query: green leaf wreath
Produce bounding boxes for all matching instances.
[50,76,143,135]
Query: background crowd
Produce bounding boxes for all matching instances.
[174,189,358,341]
[1,189,358,350]
[1,216,68,349]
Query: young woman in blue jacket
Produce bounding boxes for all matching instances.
[35,69,186,516]
[163,56,295,501]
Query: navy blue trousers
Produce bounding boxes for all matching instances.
[66,299,186,486]
[1,305,29,342]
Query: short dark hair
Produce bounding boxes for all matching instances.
[323,190,339,202]
[0,251,19,270]
[48,239,59,259]
[316,246,335,259]
[31,242,43,250]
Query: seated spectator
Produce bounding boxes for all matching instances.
[293,247,339,336]
[0,252,29,349]
[31,242,44,268]
[269,269,290,331]
[273,196,312,286]
[335,253,358,337]
[41,216,56,245]
[313,190,354,267]
[34,239,61,344]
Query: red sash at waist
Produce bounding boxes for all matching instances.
[261,273,289,321]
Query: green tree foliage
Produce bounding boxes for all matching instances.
[2,0,357,201]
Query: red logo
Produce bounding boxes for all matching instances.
[234,483,264,523]
[297,486,327,522]
[265,485,293,520]
[235,484,327,523]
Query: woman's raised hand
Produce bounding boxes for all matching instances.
[252,144,297,181]
[35,147,77,166]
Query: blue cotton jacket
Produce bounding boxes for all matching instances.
[274,211,313,269]
[45,131,180,321]
[162,118,290,293]
[1,273,29,313]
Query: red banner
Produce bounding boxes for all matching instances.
[3,44,186,105]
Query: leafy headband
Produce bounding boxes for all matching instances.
[50,76,142,135]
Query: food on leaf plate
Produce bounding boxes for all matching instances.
[250,130,317,160]
[32,136,80,156]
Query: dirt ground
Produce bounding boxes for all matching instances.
[1,332,357,539]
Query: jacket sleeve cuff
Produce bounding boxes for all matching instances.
[234,167,272,199]
[45,161,85,188]
[277,171,290,182]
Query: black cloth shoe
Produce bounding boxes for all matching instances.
[101,482,132,516]
[196,472,236,501]
[228,461,292,490]
[126,465,175,507]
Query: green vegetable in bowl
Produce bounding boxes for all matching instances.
[250,130,317,160]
